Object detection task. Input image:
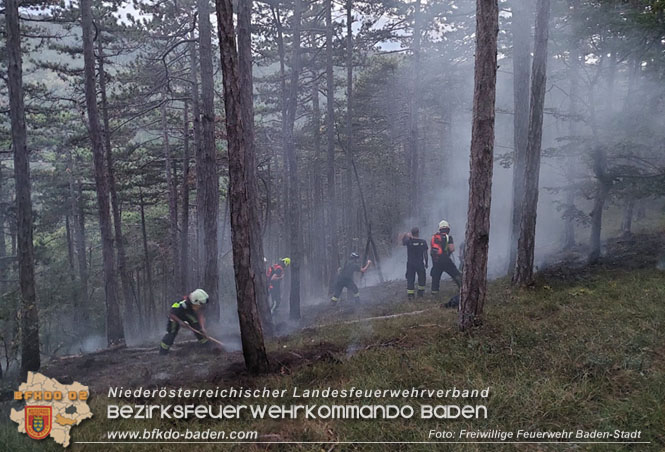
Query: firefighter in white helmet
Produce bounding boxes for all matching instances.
[430,220,462,294]
[159,289,210,355]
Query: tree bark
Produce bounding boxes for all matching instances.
[188,39,203,286]
[458,0,499,331]
[98,38,138,334]
[139,190,154,330]
[344,0,354,250]
[325,0,339,289]
[197,0,220,321]
[508,0,531,272]
[563,36,579,249]
[81,0,125,345]
[621,198,634,236]
[512,0,551,287]
[0,166,6,298]
[180,101,191,294]
[6,0,41,377]
[161,97,180,296]
[286,0,303,321]
[237,0,273,334]
[408,0,422,220]
[311,73,327,287]
[216,0,270,374]
[589,146,610,263]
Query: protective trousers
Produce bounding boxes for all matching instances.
[160,318,207,354]
[430,256,462,293]
[269,280,282,313]
[406,263,426,298]
[331,277,359,302]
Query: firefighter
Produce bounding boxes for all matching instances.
[159,289,210,355]
[330,252,372,303]
[267,257,290,314]
[430,220,462,294]
[400,227,428,299]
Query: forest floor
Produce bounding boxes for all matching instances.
[35,231,664,393]
[2,231,665,451]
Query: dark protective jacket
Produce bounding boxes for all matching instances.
[402,236,429,267]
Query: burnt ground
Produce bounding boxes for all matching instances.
[31,278,456,394]
[5,232,664,395]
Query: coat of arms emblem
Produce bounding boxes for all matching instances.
[25,406,52,440]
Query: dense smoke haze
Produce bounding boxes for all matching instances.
[1,0,664,372]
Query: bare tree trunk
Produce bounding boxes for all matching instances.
[98,39,138,333]
[325,0,339,289]
[589,147,609,263]
[216,0,270,374]
[285,0,303,321]
[621,198,634,236]
[188,39,202,286]
[180,101,191,293]
[344,0,354,250]
[0,166,6,298]
[408,0,422,220]
[458,0,498,331]
[75,175,88,295]
[563,37,579,249]
[311,73,327,287]
[161,98,180,296]
[508,0,531,272]
[139,190,154,330]
[81,0,125,345]
[238,0,273,335]
[6,0,41,376]
[512,0,551,287]
[197,0,220,321]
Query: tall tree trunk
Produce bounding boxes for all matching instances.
[344,0,354,250]
[197,0,220,321]
[161,98,180,296]
[508,0,531,272]
[408,0,422,220]
[286,0,303,321]
[6,0,41,376]
[0,166,6,298]
[325,0,339,289]
[75,175,88,296]
[589,147,609,263]
[139,190,154,330]
[216,0,270,374]
[312,73,327,287]
[81,0,124,345]
[621,198,634,236]
[512,0,551,287]
[238,0,273,335]
[188,39,203,286]
[458,0,498,331]
[563,36,579,249]
[180,101,191,294]
[98,38,138,334]
[272,4,290,272]
[65,215,75,275]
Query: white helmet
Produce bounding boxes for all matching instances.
[438,220,450,230]
[189,288,209,305]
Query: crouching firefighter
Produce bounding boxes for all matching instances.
[267,257,290,314]
[159,289,210,355]
[400,227,428,299]
[430,220,462,294]
[331,253,372,303]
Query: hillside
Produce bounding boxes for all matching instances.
[2,233,664,451]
